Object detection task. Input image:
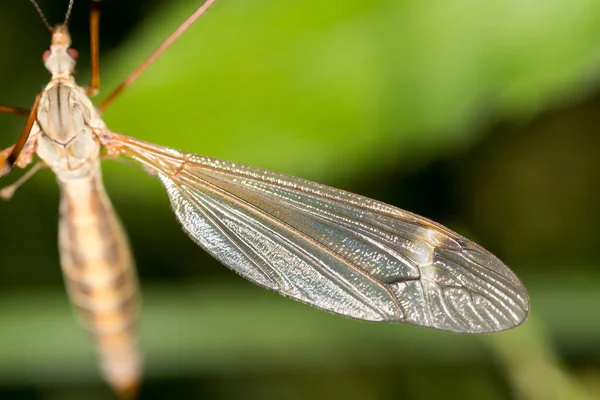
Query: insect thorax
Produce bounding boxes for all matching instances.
[36,80,101,180]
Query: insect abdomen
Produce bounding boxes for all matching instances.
[57,164,141,399]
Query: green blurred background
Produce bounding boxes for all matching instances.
[0,0,599,399]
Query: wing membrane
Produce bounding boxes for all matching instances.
[106,132,529,333]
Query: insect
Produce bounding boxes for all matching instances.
[0,0,529,398]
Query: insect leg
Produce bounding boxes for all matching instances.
[1,93,41,176]
[0,105,30,117]
[97,0,219,112]
[87,0,101,96]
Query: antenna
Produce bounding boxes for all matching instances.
[29,0,76,30]
[63,0,75,26]
[28,0,53,32]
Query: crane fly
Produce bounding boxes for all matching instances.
[0,0,530,398]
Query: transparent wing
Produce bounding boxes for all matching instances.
[104,132,529,333]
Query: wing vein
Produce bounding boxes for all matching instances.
[175,171,404,319]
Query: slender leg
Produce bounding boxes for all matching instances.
[0,93,41,176]
[87,0,101,96]
[97,0,219,112]
[0,146,14,173]
[0,105,30,117]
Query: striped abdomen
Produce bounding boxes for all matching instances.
[58,163,141,399]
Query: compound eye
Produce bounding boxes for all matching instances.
[67,48,79,60]
[42,50,51,63]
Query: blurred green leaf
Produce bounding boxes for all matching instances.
[1,0,600,399]
[96,0,600,194]
[0,276,598,384]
